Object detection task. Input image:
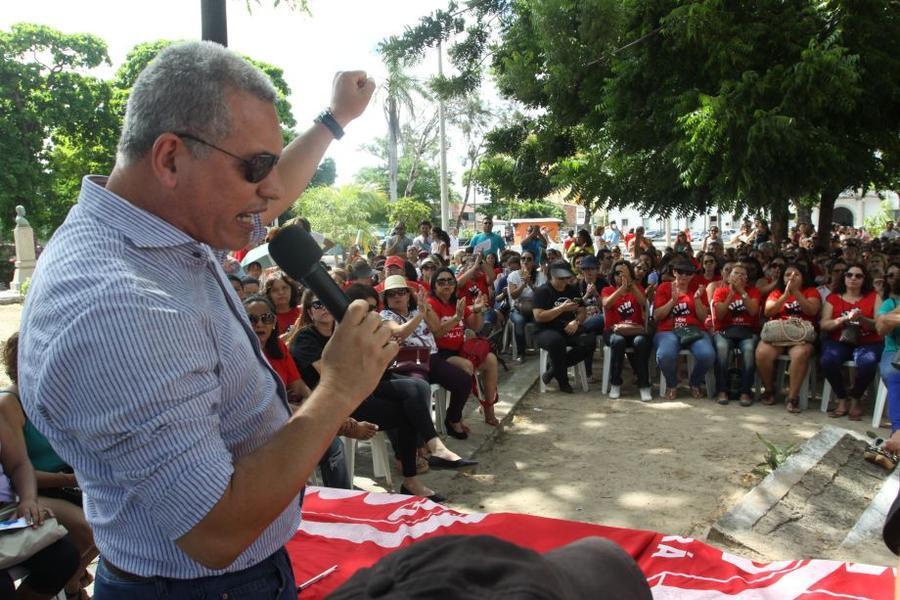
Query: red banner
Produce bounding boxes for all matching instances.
[287,487,895,599]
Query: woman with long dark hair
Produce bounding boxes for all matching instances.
[264,271,301,335]
[427,267,500,426]
[755,264,821,413]
[820,263,883,420]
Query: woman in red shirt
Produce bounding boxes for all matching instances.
[652,259,715,400]
[755,264,821,413]
[820,264,883,420]
[264,271,302,335]
[427,267,500,426]
[602,260,652,401]
[711,263,760,406]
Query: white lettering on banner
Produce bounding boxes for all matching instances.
[661,535,695,544]
[720,552,795,575]
[652,544,694,559]
[844,564,890,576]
[299,511,487,548]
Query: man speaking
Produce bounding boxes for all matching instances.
[18,41,390,598]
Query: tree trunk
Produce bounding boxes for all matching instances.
[770,200,789,245]
[794,199,812,226]
[815,189,839,252]
[387,97,399,202]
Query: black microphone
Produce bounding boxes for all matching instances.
[268,224,350,320]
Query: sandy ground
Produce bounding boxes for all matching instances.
[429,371,895,565]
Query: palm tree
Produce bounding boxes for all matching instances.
[379,52,423,202]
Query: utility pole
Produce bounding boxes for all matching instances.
[437,41,450,231]
[201,0,228,45]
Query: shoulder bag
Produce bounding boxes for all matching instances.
[0,502,69,569]
[760,317,815,347]
[673,325,705,347]
[386,312,431,378]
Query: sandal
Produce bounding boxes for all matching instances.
[848,398,863,421]
[786,398,802,414]
[739,394,754,407]
[760,392,776,406]
[865,438,899,471]
[664,388,677,401]
[480,392,500,427]
[690,386,703,399]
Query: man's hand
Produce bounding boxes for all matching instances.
[564,320,578,335]
[318,300,396,412]
[330,71,376,127]
[559,299,579,313]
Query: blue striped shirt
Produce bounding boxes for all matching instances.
[18,176,299,578]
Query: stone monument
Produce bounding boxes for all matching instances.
[10,205,36,293]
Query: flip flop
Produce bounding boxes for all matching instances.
[760,393,776,406]
[829,408,849,418]
[786,398,802,414]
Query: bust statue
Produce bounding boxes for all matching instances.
[15,205,29,227]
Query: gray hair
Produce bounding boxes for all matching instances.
[116,41,277,164]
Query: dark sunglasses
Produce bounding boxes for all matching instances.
[247,313,275,325]
[175,132,279,183]
[845,272,864,279]
[435,277,456,286]
[310,300,326,310]
[385,288,409,298]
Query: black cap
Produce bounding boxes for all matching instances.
[328,535,652,599]
[671,258,696,274]
[549,259,576,279]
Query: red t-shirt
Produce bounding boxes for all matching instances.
[766,287,820,324]
[427,297,472,351]
[276,306,301,334]
[601,285,645,332]
[712,286,761,331]
[265,339,301,387]
[458,272,490,306]
[826,291,881,344]
[654,281,703,332]
[695,274,721,289]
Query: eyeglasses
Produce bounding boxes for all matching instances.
[247,313,275,325]
[435,277,456,286]
[845,272,864,279]
[310,300,326,310]
[385,289,409,298]
[175,132,279,183]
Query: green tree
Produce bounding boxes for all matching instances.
[0,23,118,236]
[114,40,298,143]
[292,184,384,248]
[376,50,425,201]
[309,157,336,188]
[386,197,433,231]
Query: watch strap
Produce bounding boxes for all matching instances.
[315,109,344,140]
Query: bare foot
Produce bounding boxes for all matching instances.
[426,438,462,462]
[339,418,378,440]
[663,388,677,401]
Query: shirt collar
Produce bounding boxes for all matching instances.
[78,175,202,251]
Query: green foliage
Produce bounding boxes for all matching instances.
[292,184,385,248]
[752,433,800,477]
[386,197,433,230]
[309,158,337,188]
[0,23,117,237]
[19,277,31,297]
[478,198,565,221]
[864,199,894,237]
[114,41,297,144]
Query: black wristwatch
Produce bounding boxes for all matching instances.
[314,108,344,140]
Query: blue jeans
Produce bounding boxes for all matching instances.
[881,352,900,434]
[319,436,350,489]
[509,309,533,351]
[654,331,715,388]
[713,333,758,395]
[95,547,296,599]
[820,339,883,400]
[582,314,605,336]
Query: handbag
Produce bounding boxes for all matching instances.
[723,325,754,341]
[0,502,69,569]
[612,322,646,337]
[839,323,861,345]
[760,317,816,347]
[673,325,705,347]
[388,346,431,378]
[461,336,492,369]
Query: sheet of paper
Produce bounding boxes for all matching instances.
[0,517,30,532]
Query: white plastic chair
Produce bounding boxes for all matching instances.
[539,348,589,393]
[431,384,448,435]
[754,354,816,410]
[873,379,889,429]
[341,432,394,489]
